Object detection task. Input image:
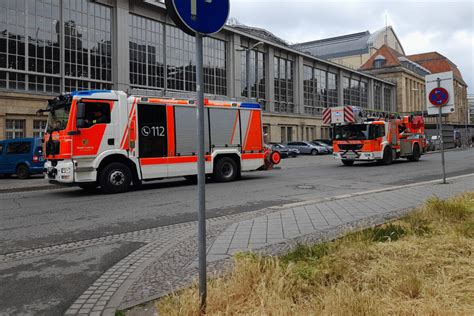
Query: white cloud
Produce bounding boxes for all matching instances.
[230,0,474,92]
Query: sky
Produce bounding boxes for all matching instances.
[228,0,474,94]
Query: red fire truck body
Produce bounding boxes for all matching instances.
[324,106,427,166]
[43,90,277,193]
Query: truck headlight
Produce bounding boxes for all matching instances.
[61,167,71,174]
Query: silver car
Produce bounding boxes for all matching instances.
[311,141,333,154]
[286,141,329,155]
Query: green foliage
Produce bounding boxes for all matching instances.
[360,224,407,242]
[425,197,471,221]
[282,243,331,263]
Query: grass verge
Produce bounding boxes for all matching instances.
[157,193,474,315]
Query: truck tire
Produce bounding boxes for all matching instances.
[408,144,421,162]
[342,160,354,166]
[16,164,30,179]
[381,147,393,165]
[100,162,132,194]
[213,157,238,182]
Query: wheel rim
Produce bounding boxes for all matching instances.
[109,170,125,186]
[18,167,27,178]
[221,162,234,178]
[312,150,317,155]
[271,152,281,164]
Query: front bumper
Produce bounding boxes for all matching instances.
[44,160,74,183]
[333,151,382,161]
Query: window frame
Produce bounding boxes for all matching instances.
[79,101,112,129]
[5,119,25,139]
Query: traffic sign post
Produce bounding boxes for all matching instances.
[429,79,449,184]
[165,0,230,311]
[426,72,454,185]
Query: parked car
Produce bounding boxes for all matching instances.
[286,141,330,155]
[313,139,333,146]
[311,141,333,154]
[269,143,299,158]
[427,135,441,152]
[0,138,45,179]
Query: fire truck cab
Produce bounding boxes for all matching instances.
[42,90,277,193]
[324,106,426,166]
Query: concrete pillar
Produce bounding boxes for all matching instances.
[230,34,241,99]
[113,0,130,91]
[338,70,344,106]
[381,84,386,112]
[267,47,275,112]
[368,78,374,110]
[400,76,406,113]
[295,55,304,115]
[25,119,33,138]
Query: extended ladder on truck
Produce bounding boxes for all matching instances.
[324,106,427,166]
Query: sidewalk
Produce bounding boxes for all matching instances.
[0,175,55,193]
[64,174,474,315]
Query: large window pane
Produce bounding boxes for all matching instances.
[163,25,226,96]
[304,65,338,115]
[273,55,294,113]
[64,0,112,92]
[129,14,164,90]
[241,49,266,110]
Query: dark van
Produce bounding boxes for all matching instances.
[0,138,45,179]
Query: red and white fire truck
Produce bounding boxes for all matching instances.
[42,90,279,193]
[323,106,427,166]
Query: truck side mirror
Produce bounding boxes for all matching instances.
[76,119,85,129]
[76,102,86,129]
[77,102,86,120]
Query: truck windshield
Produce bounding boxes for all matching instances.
[334,124,385,141]
[46,103,71,132]
[334,125,369,140]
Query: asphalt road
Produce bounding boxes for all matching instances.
[1,149,473,315]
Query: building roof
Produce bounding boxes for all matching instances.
[359,44,430,77]
[292,31,371,59]
[406,52,467,86]
[291,26,405,59]
[228,24,290,47]
[360,44,403,69]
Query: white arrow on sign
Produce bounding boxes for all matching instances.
[191,0,213,17]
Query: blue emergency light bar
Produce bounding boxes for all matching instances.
[240,103,261,109]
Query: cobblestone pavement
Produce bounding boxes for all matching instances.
[61,174,474,315]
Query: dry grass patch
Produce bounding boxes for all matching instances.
[157,193,474,315]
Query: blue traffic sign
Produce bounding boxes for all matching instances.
[429,87,449,107]
[165,0,230,36]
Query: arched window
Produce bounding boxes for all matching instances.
[374,55,386,68]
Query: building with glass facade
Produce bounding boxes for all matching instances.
[0,0,396,142]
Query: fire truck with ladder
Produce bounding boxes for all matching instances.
[41,90,280,193]
[323,106,427,166]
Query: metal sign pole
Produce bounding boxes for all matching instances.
[195,32,207,311]
[165,0,230,312]
[437,77,447,184]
